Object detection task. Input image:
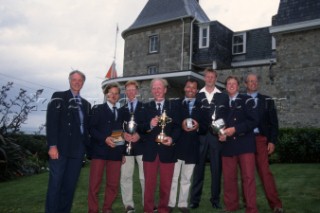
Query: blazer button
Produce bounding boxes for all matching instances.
[234,118,237,121]
[233,137,236,140]
[68,123,71,126]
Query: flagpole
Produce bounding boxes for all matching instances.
[113,24,119,61]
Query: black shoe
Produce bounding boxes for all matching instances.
[178,207,190,213]
[125,206,135,213]
[168,206,174,213]
[153,207,158,212]
[212,203,222,209]
[189,203,199,209]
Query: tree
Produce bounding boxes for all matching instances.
[0,82,43,135]
[0,82,44,181]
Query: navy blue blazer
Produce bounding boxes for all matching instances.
[119,101,146,156]
[46,90,91,158]
[175,98,203,164]
[140,99,181,163]
[255,93,279,144]
[89,103,124,161]
[221,93,259,156]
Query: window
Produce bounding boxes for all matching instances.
[232,32,246,54]
[272,36,276,50]
[149,35,159,53]
[148,65,158,74]
[199,25,209,48]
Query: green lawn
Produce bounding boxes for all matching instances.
[0,163,319,213]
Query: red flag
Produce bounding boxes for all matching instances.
[105,61,117,78]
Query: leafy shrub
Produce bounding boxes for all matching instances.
[0,134,47,181]
[275,128,320,163]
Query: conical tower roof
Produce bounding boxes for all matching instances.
[122,0,209,37]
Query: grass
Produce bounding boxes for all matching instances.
[0,163,319,213]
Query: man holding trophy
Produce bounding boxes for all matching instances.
[168,79,205,213]
[120,80,146,213]
[88,83,125,213]
[140,78,181,213]
[218,76,259,213]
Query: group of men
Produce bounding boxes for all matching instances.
[45,68,284,213]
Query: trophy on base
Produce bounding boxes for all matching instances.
[123,114,138,155]
[210,107,225,135]
[155,110,172,143]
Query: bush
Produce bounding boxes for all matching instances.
[275,128,320,163]
[0,134,47,181]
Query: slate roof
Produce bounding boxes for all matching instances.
[122,0,209,36]
[272,0,320,26]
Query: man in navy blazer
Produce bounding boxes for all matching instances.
[88,83,124,213]
[140,78,181,213]
[45,70,91,213]
[168,79,205,213]
[119,80,146,213]
[245,73,283,213]
[219,76,259,213]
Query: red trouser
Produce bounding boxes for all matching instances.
[88,159,121,213]
[222,153,258,213]
[255,135,282,209]
[143,155,175,213]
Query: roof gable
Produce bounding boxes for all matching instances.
[272,0,320,26]
[123,0,209,36]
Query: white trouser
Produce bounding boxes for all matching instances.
[120,155,144,208]
[168,159,195,208]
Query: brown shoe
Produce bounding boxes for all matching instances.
[178,207,190,213]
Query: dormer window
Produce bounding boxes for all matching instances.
[199,25,210,48]
[149,35,159,53]
[232,32,246,54]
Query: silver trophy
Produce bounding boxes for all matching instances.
[123,114,138,154]
[155,110,172,143]
[210,107,225,135]
[186,118,194,129]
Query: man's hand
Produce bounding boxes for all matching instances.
[223,127,236,137]
[48,146,59,159]
[182,119,199,132]
[267,142,275,155]
[124,132,140,142]
[105,137,116,148]
[162,136,173,146]
[219,134,227,142]
[150,116,159,128]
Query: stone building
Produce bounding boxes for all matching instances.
[102,0,320,128]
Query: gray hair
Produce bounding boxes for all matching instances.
[69,70,86,82]
[150,78,169,88]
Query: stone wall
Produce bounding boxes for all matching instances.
[217,28,320,128]
[123,19,192,76]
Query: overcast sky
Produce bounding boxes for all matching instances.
[0,0,280,133]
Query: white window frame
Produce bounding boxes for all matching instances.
[149,35,159,53]
[147,65,158,74]
[199,25,210,48]
[232,32,246,55]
